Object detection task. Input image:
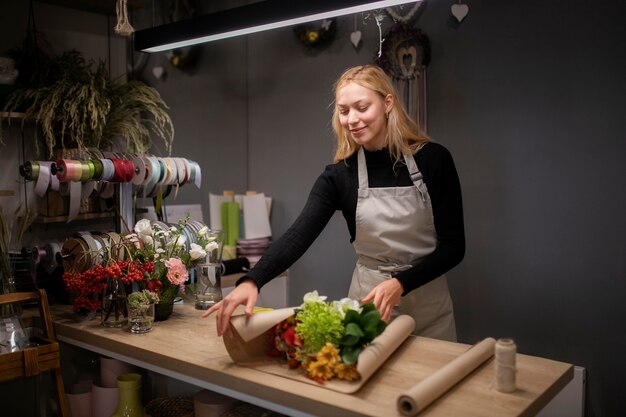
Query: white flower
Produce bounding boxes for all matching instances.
[139,234,153,246]
[204,241,218,253]
[332,298,361,317]
[189,243,206,261]
[175,235,186,247]
[198,226,209,237]
[134,219,152,237]
[302,291,327,306]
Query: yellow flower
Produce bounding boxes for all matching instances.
[318,343,340,367]
[306,31,319,43]
[335,363,360,382]
[307,360,334,380]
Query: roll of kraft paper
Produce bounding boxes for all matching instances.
[397,337,496,416]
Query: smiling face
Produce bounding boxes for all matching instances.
[336,81,393,151]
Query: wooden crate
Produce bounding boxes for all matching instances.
[0,336,61,382]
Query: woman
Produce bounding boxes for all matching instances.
[204,65,465,341]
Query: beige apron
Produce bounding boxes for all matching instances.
[348,147,457,341]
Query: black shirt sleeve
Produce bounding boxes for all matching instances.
[238,142,465,296]
[395,142,466,294]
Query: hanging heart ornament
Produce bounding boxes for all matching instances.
[397,46,418,78]
[451,3,469,23]
[350,30,362,48]
[152,66,165,79]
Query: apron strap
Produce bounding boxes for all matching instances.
[403,151,427,201]
[357,147,369,190]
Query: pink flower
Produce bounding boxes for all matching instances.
[164,257,188,285]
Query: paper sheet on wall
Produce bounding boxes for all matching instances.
[137,203,205,224]
[209,193,234,230]
[243,193,272,239]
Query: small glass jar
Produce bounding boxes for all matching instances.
[127,302,155,334]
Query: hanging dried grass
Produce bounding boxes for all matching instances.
[1,50,173,157]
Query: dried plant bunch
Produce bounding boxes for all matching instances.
[2,50,174,157]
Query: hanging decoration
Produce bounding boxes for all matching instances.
[114,0,135,36]
[451,0,470,23]
[375,3,430,131]
[350,15,362,49]
[166,0,201,71]
[293,19,337,52]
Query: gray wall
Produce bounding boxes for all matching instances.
[2,1,625,416]
[143,2,626,416]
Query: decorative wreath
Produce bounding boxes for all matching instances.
[375,23,431,80]
[293,18,338,51]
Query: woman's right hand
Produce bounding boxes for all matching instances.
[201,279,258,337]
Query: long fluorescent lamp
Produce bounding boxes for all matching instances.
[135,0,420,53]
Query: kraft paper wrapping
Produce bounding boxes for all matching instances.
[397,337,496,416]
[223,308,416,394]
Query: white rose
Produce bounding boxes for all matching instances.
[332,297,361,317]
[197,226,209,237]
[134,219,152,237]
[204,241,218,253]
[189,243,206,261]
[139,234,154,246]
[302,291,327,305]
[175,235,186,247]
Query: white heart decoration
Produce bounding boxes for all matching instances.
[350,30,362,48]
[152,66,164,79]
[451,3,469,23]
[397,46,418,78]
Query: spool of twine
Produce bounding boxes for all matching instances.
[495,338,517,392]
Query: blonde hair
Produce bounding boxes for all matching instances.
[331,65,429,163]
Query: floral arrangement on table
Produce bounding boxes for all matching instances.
[267,291,387,384]
[62,255,148,313]
[62,215,217,313]
[123,217,218,305]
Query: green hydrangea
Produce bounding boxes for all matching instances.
[295,301,345,354]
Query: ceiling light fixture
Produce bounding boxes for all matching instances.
[135,0,420,53]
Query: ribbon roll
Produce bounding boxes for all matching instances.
[132,155,147,185]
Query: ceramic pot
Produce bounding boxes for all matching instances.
[154,302,173,321]
[111,373,143,417]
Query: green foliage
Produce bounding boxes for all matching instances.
[339,302,387,365]
[295,301,345,355]
[1,50,174,157]
[127,289,159,309]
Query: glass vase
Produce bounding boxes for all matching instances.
[127,302,155,334]
[195,229,225,310]
[101,277,128,328]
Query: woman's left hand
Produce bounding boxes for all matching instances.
[361,278,404,322]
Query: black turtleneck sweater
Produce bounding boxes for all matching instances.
[242,141,465,295]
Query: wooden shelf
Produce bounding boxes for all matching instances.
[0,112,26,120]
[35,211,115,224]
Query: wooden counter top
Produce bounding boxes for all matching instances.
[52,303,572,417]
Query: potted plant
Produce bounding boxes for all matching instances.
[0,49,174,157]
[127,289,159,334]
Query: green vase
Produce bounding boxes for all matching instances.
[111,373,143,417]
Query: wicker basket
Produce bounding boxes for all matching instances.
[219,402,288,417]
[145,396,194,417]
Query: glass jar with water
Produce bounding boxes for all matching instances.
[194,229,225,310]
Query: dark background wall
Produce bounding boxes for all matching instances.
[2,1,625,416]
